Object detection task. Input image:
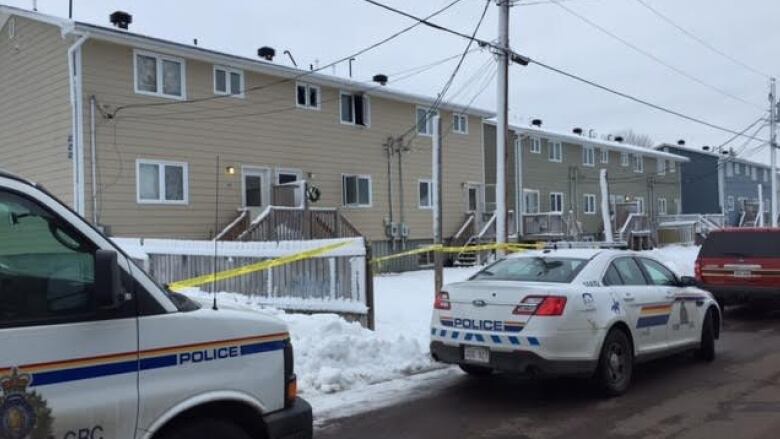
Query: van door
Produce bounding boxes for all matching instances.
[0,188,138,438]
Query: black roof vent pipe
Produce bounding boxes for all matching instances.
[573,127,583,135]
[614,136,624,143]
[702,145,711,151]
[677,139,686,146]
[258,46,276,61]
[373,74,388,86]
[531,119,542,127]
[109,11,132,30]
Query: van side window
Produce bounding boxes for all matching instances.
[0,190,100,327]
[603,264,623,286]
[612,258,648,286]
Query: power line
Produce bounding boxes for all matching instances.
[632,0,770,79]
[549,0,764,110]
[110,0,465,117]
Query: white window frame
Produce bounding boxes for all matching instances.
[523,189,540,214]
[295,82,321,110]
[621,152,629,167]
[601,148,609,164]
[583,146,595,167]
[583,193,597,215]
[342,174,372,208]
[636,197,645,214]
[452,113,468,134]
[418,179,434,209]
[658,197,668,215]
[339,91,371,127]
[751,166,758,181]
[633,155,644,173]
[530,137,541,154]
[549,192,564,213]
[213,65,244,98]
[133,49,186,100]
[135,159,189,205]
[657,159,666,176]
[275,168,303,185]
[669,159,676,173]
[726,161,734,177]
[734,163,741,175]
[416,106,439,136]
[549,141,563,163]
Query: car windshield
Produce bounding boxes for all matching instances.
[470,256,588,283]
[701,232,780,258]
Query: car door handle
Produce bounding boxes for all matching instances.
[666,291,675,298]
[622,293,635,302]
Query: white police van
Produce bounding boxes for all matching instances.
[0,171,312,439]
[430,248,721,395]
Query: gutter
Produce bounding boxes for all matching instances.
[67,31,88,216]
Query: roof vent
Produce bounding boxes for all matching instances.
[677,139,686,146]
[588,129,598,139]
[531,119,542,127]
[572,127,583,135]
[373,74,388,86]
[109,11,132,30]
[258,46,276,61]
[702,145,711,151]
[722,150,730,156]
[614,136,624,143]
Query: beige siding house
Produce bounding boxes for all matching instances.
[0,6,493,263]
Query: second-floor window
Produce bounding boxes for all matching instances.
[134,50,185,99]
[764,169,770,182]
[416,107,439,136]
[658,198,668,215]
[213,66,244,97]
[583,146,595,166]
[657,159,666,175]
[343,175,371,207]
[418,180,433,209]
[751,166,758,181]
[669,159,676,173]
[621,152,629,167]
[530,137,541,154]
[601,148,609,164]
[452,113,468,134]
[633,155,644,173]
[583,194,597,215]
[296,83,320,109]
[549,141,563,162]
[726,161,734,177]
[734,163,741,175]
[340,92,370,126]
[136,159,188,204]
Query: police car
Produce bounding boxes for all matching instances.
[0,171,312,439]
[430,248,721,395]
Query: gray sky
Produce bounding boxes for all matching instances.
[9,0,780,163]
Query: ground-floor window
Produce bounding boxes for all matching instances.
[636,197,645,214]
[549,192,564,213]
[658,198,667,215]
[418,180,433,209]
[136,159,188,204]
[342,175,371,207]
[583,194,597,215]
[523,189,540,214]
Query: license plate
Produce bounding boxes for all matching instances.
[734,270,752,278]
[463,346,490,364]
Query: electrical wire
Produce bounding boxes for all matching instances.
[548,0,764,110]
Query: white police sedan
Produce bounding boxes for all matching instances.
[430,248,721,395]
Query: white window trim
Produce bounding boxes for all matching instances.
[621,152,629,167]
[584,193,597,215]
[549,141,563,163]
[295,82,321,110]
[133,49,187,100]
[658,197,668,215]
[213,65,245,98]
[342,174,372,208]
[530,137,541,154]
[751,166,758,181]
[669,159,676,173]
[636,197,645,214]
[633,155,644,173]
[657,159,666,176]
[275,167,303,184]
[582,146,595,167]
[764,169,770,182]
[339,91,371,127]
[523,188,540,214]
[135,159,189,205]
[452,113,468,134]
[549,191,564,213]
[727,195,735,212]
[416,106,438,136]
[418,179,434,209]
[734,163,741,175]
[601,148,609,164]
[726,161,734,177]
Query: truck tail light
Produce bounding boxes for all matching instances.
[694,258,702,282]
[283,341,297,407]
[513,296,567,316]
[434,291,451,310]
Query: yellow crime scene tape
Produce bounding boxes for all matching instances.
[371,242,544,265]
[167,240,351,292]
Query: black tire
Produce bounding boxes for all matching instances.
[696,309,716,362]
[459,364,493,376]
[160,418,251,439]
[595,328,633,396]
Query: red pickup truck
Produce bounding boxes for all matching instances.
[695,228,780,306]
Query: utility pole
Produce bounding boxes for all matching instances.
[433,116,444,295]
[495,0,510,253]
[770,77,778,227]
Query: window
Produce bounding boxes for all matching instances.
[603,264,623,286]
[134,50,185,99]
[467,187,479,212]
[136,159,188,204]
[523,189,540,214]
[549,192,564,213]
[213,66,244,97]
[452,113,468,134]
[276,169,301,185]
[633,155,644,173]
[296,83,320,109]
[734,163,741,175]
[601,148,609,164]
[727,196,735,212]
[658,198,668,215]
[612,258,648,286]
[583,194,597,215]
[583,146,595,166]
[752,166,758,181]
[549,141,562,162]
[764,169,770,182]
[471,257,588,284]
[639,258,677,286]
[726,161,734,177]
[636,197,645,214]
[0,190,100,327]
[342,175,371,207]
[530,137,541,154]
[340,92,370,126]
[657,159,666,175]
[416,107,439,136]
[418,180,433,209]
[621,152,629,167]
[669,159,676,173]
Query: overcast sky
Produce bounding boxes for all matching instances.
[8,0,780,163]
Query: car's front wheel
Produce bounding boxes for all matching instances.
[696,308,716,362]
[595,328,633,396]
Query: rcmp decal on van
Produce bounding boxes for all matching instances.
[0,367,53,439]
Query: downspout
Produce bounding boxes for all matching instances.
[397,140,406,249]
[67,32,88,216]
[515,133,524,238]
[90,95,98,225]
[385,139,395,250]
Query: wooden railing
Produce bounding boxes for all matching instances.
[238,207,362,241]
[215,209,250,241]
[617,213,650,242]
[522,213,565,237]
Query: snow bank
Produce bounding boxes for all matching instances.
[648,245,701,276]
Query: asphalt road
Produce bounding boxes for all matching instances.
[317,307,780,439]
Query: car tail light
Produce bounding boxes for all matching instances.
[694,258,703,282]
[513,296,567,316]
[434,291,451,310]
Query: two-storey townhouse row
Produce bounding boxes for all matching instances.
[483,121,688,244]
[659,142,780,227]
[0,6,494,269]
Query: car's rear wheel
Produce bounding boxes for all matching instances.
[696,308,716,362]
[459,364,493,376]
[595,328,633,396]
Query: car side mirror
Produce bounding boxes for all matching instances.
[95,249,123,309]
[679,276,697,287]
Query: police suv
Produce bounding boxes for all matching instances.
[0,171,312,439]
[430,249,721,395]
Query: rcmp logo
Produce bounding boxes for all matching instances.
[0,368,53,439]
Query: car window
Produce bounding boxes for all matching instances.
[701,231,780,258]
[470,257,587,283]
[603,264,623,286]
[612,258,648,286]
[639,258,677,286]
